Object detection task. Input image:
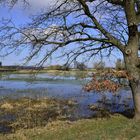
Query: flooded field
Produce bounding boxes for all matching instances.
[0,73,134,114]
[0,73,134,133]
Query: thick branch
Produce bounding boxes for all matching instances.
[106,0,124,6]
[78,0,125,52]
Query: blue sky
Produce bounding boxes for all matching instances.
[0,6,29,65]
[0,1,123,67]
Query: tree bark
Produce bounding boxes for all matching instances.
[130,78,140,120]
[124,44,140,120]
[123,0,140,120]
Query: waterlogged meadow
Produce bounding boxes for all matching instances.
[0,71,134,134]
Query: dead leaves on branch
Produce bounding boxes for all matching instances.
[84,69,130,93]
[84,78,120,92]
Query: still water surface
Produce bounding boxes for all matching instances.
[0,73,133,118]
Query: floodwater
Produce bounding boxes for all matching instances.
[0,73,134,119]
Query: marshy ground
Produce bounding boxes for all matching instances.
[0,97,77,133]
[0,71,138,139]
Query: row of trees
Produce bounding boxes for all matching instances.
[46,61,87,71]
[46,59,124,70]
[92,59,125,70]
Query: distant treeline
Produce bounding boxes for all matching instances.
[0,66,43,70]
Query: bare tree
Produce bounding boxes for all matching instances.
[74,60,86,70]
[0,0,140,119]
[93,61,105,70]
[115,59,125,70]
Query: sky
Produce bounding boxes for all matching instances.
[0,0,123,67]
[0,0,55,66]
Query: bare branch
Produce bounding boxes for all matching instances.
[106,0,124,6]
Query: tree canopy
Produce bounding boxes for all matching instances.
[0,0,139,65]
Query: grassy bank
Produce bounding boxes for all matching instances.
[0,69,96,76]
[1,115,140,140]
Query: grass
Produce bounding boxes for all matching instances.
[0,115,140,140]
[0,69,94,76]
[0,69,137,139]
[0,98,76,133]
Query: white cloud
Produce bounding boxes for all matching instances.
[12,0,57,15]
[28,0,56,10]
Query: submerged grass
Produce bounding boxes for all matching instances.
[0,115,140,140]
[0,98,76,133]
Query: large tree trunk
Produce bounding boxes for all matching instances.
[123,0,140,120]
[124,44,140,120]
[129,78,140,120]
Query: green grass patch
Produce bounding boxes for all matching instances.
[1,115,140,140]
